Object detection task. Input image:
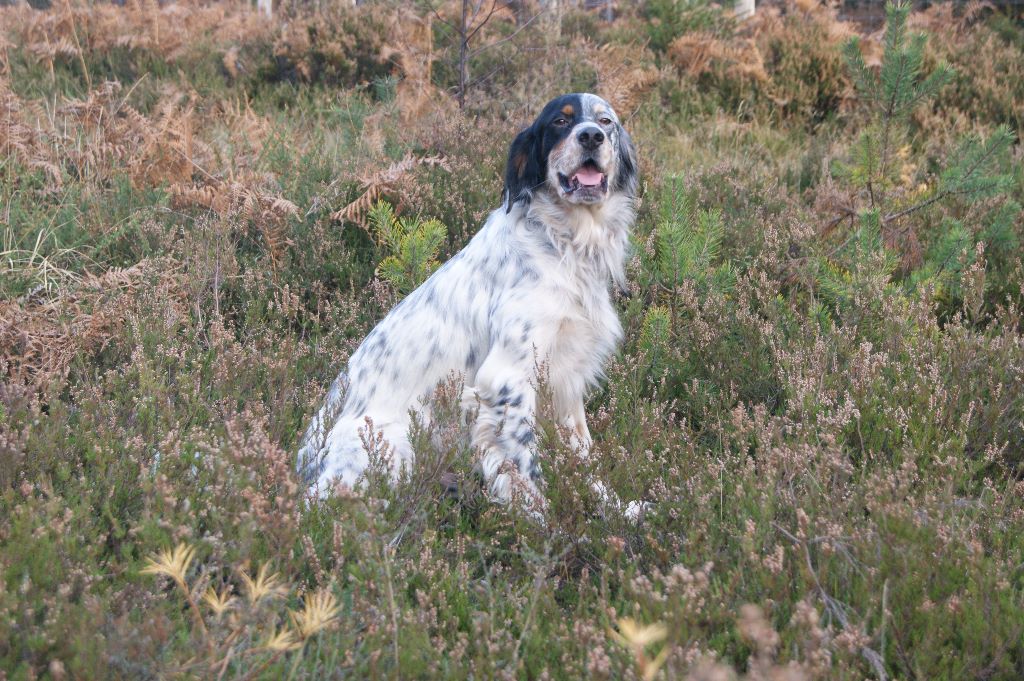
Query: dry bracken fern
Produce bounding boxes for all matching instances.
[169,175,299,272]
[332,153,450,228]
[584,41,662,116]
[1,257,186,393]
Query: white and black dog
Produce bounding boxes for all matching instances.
[298,93,638,512]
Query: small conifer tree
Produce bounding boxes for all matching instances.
[820,0,1017,319]
[652,177,735,297]
[367,200,447,295]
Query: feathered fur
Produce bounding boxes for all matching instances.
[298,93,638,508]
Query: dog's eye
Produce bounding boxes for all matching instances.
[553,117,568,127]
[598,117,613,126]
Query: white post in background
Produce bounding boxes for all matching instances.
[257,0,272,18]
[539,0,563,41]
[735,0,755,20]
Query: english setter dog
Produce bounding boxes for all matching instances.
[298,93,639,514]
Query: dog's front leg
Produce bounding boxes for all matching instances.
[559,398,592,456]
[469,346,544,512]
[560,395,646,521]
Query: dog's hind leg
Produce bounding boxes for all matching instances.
[296,371,348,485]
[313,415,415,496]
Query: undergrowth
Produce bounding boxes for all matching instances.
[1,1,1022,679]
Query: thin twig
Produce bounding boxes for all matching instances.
[381,544,401,671]
[469,9,543,59]
[773,522,889,681]
[510,554,549,669]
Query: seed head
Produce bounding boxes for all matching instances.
[202,586,236,617]
[263,626,302,652]
[140,543,196,586]
[610,617,667,649]
[609,617,670,681]
[238,563,289,604]
[291,589,341,639]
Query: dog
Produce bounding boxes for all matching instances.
[298,93,638,513]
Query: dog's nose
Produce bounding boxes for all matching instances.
[576,125,605,150]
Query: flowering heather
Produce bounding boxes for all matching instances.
[1,1,1023,679]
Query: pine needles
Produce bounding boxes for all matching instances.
[651,177,734,297]
[818,0,1018,320]
[367,200,447,296]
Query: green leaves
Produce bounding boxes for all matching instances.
[823,1,1018,320]
[938,125,1015,199]
[844,1,954,122]
[653,178,733,294]
[368,201,447,296]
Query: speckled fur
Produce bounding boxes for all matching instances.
[298,94,638,507]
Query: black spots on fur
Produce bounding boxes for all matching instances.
[424,286,438,307]
[527,456,541,481]
[519,320,533,344]
[514,427,535,447]
[363,329,387,361]
[509,251,540,285]
[541,235,559,256]
[466,347,477,369]
[481,255,504,291]
[494,383,523,409]
[514,450,536,480]
[347,397,367,416]
[299,450,327,484]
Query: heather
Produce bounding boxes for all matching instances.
[1,1,1022,679]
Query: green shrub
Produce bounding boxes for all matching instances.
[368,201,447,295]
[817,0,1017,320]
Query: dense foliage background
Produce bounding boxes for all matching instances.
[1,1,1023,678]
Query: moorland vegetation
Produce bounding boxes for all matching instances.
[1,0,1023,678]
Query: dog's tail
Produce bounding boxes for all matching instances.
[296,371,348,485]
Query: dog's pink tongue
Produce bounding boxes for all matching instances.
[574,168,604,186]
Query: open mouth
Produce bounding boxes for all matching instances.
[558,161,608,195]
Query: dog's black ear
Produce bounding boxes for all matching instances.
[503,123,544,213]
[615,124,638,197]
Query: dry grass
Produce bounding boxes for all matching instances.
[1,1,1022,679]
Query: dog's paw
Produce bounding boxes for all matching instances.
[591,481,648,523]
[621,499,651,522]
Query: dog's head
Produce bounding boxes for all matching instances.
[503,93,637,213]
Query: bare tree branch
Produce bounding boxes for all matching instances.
[469,9,543,59]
